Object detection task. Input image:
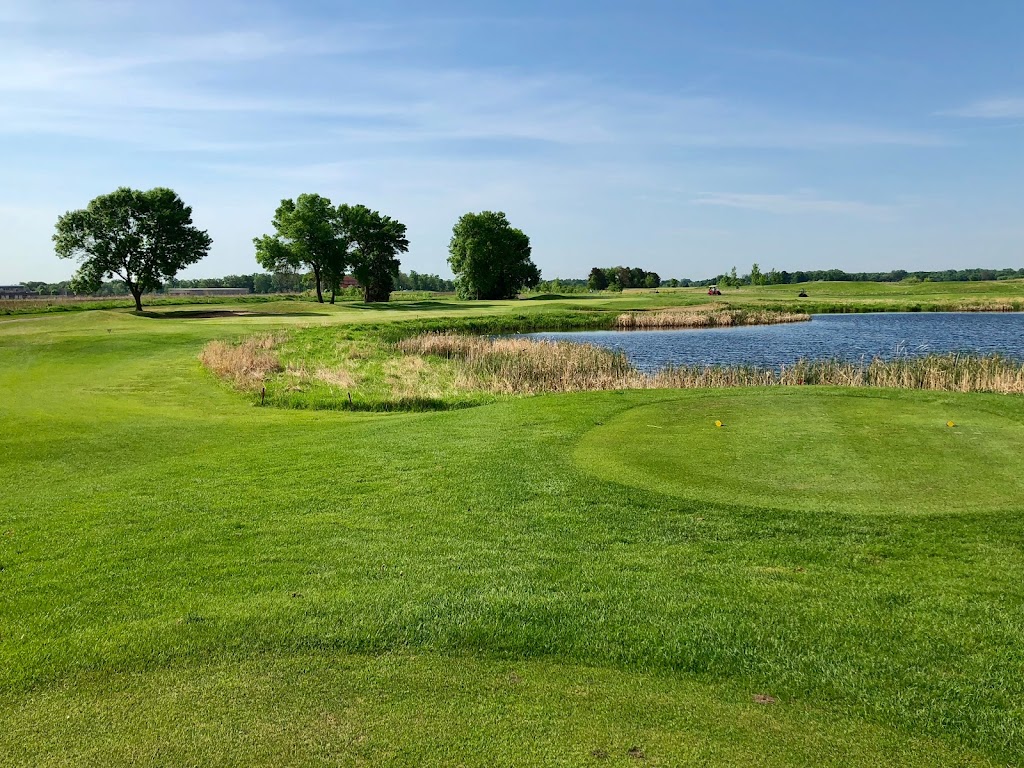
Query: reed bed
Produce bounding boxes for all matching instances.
[398,333,1024,395]
[615,308,810,329]
[397,334,635,394]
[654,355,1024,393]
[199,334,282,390]
[951,302,1021,312]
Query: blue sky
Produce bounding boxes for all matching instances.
[2,0,1022,283]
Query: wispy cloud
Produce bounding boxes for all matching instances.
[722,46,852,68]
[0,7,950,155]
[0,27,395,92]
[939,97,1024,119]
[4,0,1004,284]
[693,191,897,219]
[667,123,947,149]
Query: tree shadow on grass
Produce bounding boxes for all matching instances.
[267,396,485,413]
[137,309,328,319]
[522,293,604,301]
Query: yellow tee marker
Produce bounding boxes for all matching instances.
[714,420,723,428]
[947,421,955,428]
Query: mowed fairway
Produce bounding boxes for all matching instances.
[577,390,1024,515]
[1,306,1023,766]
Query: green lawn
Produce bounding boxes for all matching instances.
[645,278,1024,312]
[1,302,1022,766]
[578,390,1024,515]
[5,276,1024,320]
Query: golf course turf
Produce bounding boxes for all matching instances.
[577,389,1024,515]
[1,293,1022,766]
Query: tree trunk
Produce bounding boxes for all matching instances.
[363,279,392,303]
[313,266,324,303]
[329,288,336,305]
[128,283,143,312]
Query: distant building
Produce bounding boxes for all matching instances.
[341,276,360,288]
[166,287,251,297]
[0,285,32,299]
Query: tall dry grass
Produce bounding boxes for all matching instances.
[652,355,1024,393]
[397,334,634,394]
[615,308,810,329]
[398,333,1024,395]
[199,335,282,389]
[951,302,1020,312]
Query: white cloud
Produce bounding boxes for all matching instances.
[940,97,1024,119]
[693,191,897,219]
[0,10,949,153]
[0,26,395,92]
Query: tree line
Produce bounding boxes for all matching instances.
[587,267,662,291]
[52,187,539,310]
[702,264,1024,288]
[577,264,1024,291]
[21,269,455,298]
[45,186,1024,311]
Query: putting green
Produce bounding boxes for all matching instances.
[575,389,1024,515]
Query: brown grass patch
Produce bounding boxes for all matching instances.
[381,354,456,399]
[397,334,636,394]
[199,335,282,390]
[315,367,358,389]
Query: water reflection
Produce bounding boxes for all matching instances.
[522,312,1024,372]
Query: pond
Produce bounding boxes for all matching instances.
[521,312,1024,371]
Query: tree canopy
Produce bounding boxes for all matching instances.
[254,196,408,303]
[53,187,212,311]
[587,267,609,291]
[341,204,409,303]
[253,194,350,304]
[395,271,455,292]
[447,211,540,300]
[586,266,660,291]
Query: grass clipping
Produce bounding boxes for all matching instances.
[199,335,282,390]
[398,333,1024,396]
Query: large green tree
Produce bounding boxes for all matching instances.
[587,267,609,291]
[53,187,212,311]
[447,211,540,300]
[253,194,350,304]
[340,204,409,303]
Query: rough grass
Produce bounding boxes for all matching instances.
[194,312,622,411]
[195,309,816,409]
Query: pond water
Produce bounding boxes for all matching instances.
[521,312,1024,371]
